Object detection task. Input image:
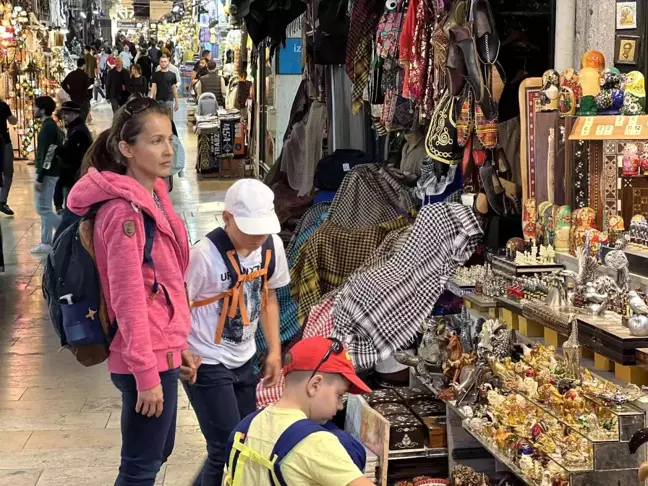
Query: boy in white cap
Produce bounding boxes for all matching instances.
[184,179,290,486]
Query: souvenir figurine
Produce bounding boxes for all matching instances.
[540,70,560,111]
[537,201,552,244]
[623,143,640,176]
[555,205,572,253]
[560,68,582,103]
[571,207,596,255]
[630,215,647,245]
[543,204,558,246]
[578,67,600,115]
[506,237,525,260]
[596,68,624,115]
[581,49,606,73]
[562,315,581,380]
[522,198,538,242]
[622,71,646,116]
[607,215,625,246]
[559,86,577,117]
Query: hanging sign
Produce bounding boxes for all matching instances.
[277,38,302,75]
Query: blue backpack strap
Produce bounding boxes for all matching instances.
[260,235,276,281]
[270,419,327,486]
[206,227,241,289]
[225,408,264,480]
[321,421,367,472]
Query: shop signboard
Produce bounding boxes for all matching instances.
[277,38,302,75]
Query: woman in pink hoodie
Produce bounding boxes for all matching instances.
[66,97,198,485]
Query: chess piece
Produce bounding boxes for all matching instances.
[547,245,556,263]
[622,71,646,115]
[541,70,560,111]
[539,245,548,264]
[555,206,572,253]
[578,67,600,115]
[581,49,606,73]
[562,314,581,380]
[623,143,640,176]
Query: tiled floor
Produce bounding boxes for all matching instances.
[0,101,232,485]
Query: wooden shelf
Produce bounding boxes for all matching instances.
[569,115,648,140]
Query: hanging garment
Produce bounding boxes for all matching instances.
[331,203,483,370]
[283,101,327,197]
[254,203,332,373]
[290,216,410,324]
[406,0,430,101]
[400,130,427,176]
[425,90,462,164]
[326,164,418,230]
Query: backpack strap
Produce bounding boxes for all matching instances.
[206,227,242,290]
[269,419,328,486]
[320,422,367,472]
[224,408,265,485]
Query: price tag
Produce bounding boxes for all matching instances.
[595,125,606,136]
[581,126,591,136]
[625,124,643,136]
[615,116,625,126]
[604,125,614,135]
[630,115,639,126]
[583,117,594,127]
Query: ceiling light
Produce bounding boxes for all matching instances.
[80,12,87,18]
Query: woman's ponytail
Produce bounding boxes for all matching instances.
[80,129,126,176]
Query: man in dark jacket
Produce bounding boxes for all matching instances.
[136,47,153,84]
[148,41,161,70]
[62,58,92,120]
[53,102,92,214]
[105,57,131,114]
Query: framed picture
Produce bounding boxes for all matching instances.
[616,2,637,30]
[615,35,641,64]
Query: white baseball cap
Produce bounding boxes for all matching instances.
[224,179,281,235]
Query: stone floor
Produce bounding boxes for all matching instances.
[0,101,232,485]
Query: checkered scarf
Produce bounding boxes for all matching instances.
[253,204,331,371]
[331,203,483,370]
[256,293,337,408]
[327,164,419,230]
[291,216,410,324]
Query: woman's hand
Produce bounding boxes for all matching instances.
[136,384,164,417]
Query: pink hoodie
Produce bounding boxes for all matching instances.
[67,168,191,391]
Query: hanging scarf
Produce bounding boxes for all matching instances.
[407,0,430,102]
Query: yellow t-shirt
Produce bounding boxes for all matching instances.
[230,406,364,486]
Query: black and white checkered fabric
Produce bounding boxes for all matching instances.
[327,163,419,229]
[331,203,483,370]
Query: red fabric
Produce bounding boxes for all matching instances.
[399,0,417,98]
[67,169,191,391]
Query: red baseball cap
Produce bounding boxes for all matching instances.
[284,337,371,394]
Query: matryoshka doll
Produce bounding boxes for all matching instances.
[571,207,596,255]
[555,206,572,253]
[578,67,600,115]
[560,68,581,116]
[596,68,624,115]
[641,148,648,175]
[522,198,538,242]
[537,201,552,244]
[581,49,606,74]
[622,71,646,115]
[541,70,560,111]
[607,215,625,246]
[586,229,608,258]
[623,143,640,176]
[544,204,558,247]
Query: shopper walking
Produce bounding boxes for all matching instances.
[53,102,92,214]
[83,45,98,84]
[61,58,92,121]
[194,61,226,107]
[106,57,131,114]
[31,96,63,253]
[136,47,153,83]
[65,97,197,486]
[130,64,148,96]
[148,40,161,71]
[120,45,133,70]
[151,55,179,118]
[184,179,288,486]
[0,98,17,216]
[223,336,373,486]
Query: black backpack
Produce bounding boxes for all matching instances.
[43,203,156,367]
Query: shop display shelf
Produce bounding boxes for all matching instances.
[387,447,448,461]
[490,255,564,276]
[446,280,474,298]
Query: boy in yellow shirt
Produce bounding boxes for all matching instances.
[223,336,374,486]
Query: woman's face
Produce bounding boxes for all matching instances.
[120,113,174,179]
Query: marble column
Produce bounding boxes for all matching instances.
[574,0,616,68]
[554,0,576,71]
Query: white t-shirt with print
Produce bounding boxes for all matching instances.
[186,234,290,368]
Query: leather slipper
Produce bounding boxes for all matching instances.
[476,192,489,214]
[480,163,505,215]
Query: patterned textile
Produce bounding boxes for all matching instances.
[351,38,372,114]
[327,164,418,230]
[331,204,483,370]
[253,204,331,372]
[291,217,410,324]
[456,89,474,147]
[475,103,498,149]
[256,293,337,408]
[407,0,430,102]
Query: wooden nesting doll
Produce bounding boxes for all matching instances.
[541,70,560,111]
[622,71,646,115]
[607,215,625,246]
[555,206,572,253]
[578,67,600,115]
[571,207,596,255]
[522,198,538,242]
[560,68,581,116]
[581,49,606,73]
